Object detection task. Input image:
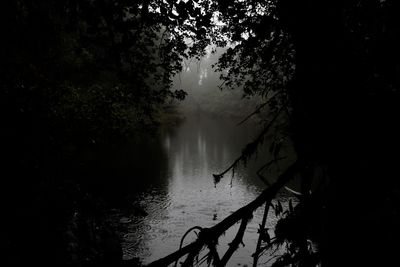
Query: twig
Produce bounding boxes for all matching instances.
[182,244,203,267]
[218,217,250,266]
[236,91,281,126]
[262,253,280,265]
[217,80,226,90]
[252,200,271,267]
[284,186,302,196]
[175,226,203,267]
[258,239,281,259]
[206,240,220,266]
[256,156,287,186]
[195,252,213,267]
[213,106,284,182]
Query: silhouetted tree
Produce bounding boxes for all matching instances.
[3,0,400,266]
[0,1,214,266]
[147,1,400,266]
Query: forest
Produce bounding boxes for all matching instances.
[1,0,400,266]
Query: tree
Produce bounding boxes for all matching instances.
[0,1,215,266]
[147,0,400,266]
[3,0,400,266]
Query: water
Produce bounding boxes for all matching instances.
[114,114,297,266]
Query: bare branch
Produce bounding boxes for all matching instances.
[217,80,226,90]
[175,226,203,267]
[236,91,281,126]
[182,244,203,267]
[146,162,299,267]
[252,201,271,267]
[213,106,284,182]
[256,156,287,186]
[218,217,249,266]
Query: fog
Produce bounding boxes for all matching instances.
[172,47,262,119]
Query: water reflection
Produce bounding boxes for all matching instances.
[121,114,295,265]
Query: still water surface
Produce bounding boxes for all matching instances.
[118,114,296,266]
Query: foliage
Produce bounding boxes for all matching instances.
[0,1,217,266]
[208,1,400,266]
[174,47,264,119]
[1,0,219,147]
[3,0,400,266]
[147,1,400,266]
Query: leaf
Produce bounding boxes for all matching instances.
[213,173,223,184]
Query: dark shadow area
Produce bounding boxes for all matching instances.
[2,1,400,267]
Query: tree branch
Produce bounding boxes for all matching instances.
[146,161,299,267]
[213,106,284,182]
[252,200,271,267]
[218,217,249,266]
[175,226,203,267]
[236,91,281,126]
[256,157,287,186]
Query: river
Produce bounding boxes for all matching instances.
[112,113,297,266]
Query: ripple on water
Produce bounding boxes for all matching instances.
[117,117,297,265]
